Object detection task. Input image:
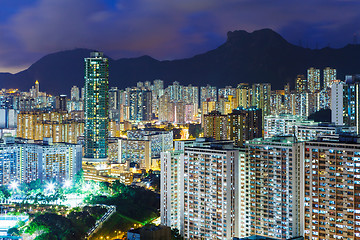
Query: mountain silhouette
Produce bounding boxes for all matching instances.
[1,28,360,95]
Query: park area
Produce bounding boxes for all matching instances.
[0,171,160,240]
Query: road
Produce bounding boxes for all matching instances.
[86,205,117,239]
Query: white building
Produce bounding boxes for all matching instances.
[0,137,82,185]
[160,150,184,234]
[331,80,344,125]
[246,136,302,239]
[264,115,307,138]
[161,139,245,239]
[183,141,239,240]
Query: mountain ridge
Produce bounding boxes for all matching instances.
[1,28,360,95]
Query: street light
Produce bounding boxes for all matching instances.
[9,181,18,191]
[63,180,71,188]
[46,183,55,192]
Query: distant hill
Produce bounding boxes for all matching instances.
[1,28,360,95]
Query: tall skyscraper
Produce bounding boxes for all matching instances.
[203,110,228,140]
[228,107,262,146]
[247,136,301,239]
[109,87,120,122]
[183,140,239,239]
[343,76,360,134]
[84,52,109,160]
[323,67,336,89]
[129,88,152,121]
[295,75,307,93]
[35,80,40,98]
[55,95,67,111]
[331,80,344,125]
[236,83,251,108]
[251,83,271,116]
[200,84,217,103]
[160,150,185,235]
[307,67,320,93]
[71,86,80,101]
[302,135,360,240]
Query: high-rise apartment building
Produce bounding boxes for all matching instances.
[84,52,109,159]
[236,83,251,109]
[218,86,236,100]
[343,76,360,134]
[0,137,82,185]
[201,100,217,126]
[151,80,164,116]
[109,87,121,122]
[200,85,217,103]
[129,88,152,121]
[228,107,262,146]
[251,83,271,116]
[307,67,320,93]
[203,111,228,140]
[127,129,173,159]
[323,67,336,89]
[295,75,307,93]
[71,86,80,101]
[331,80,344,125]
[160,150,185,235]
[16,111,84,144]
[168,81,182,102]
[264,114,307,138]
[55,95,67,111]
[302,135,360,240]
[247,136,301,239]
[183,140,239,239]
[158,93,173,122]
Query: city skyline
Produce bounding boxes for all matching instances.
[1,2,360,239]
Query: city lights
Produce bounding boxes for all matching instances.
[63,180,72,188]
[46,182,55,192]
[9,181,18,191]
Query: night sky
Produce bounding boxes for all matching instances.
[0,0,360,73]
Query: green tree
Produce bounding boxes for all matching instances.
[7,227,21,236]
[0,185,11,200]
[25,222,49,236]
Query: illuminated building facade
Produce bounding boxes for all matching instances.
[203,110,228,140]
[343,76,360,134]
[84,52,109,159]
[307,67,320,93]
[264,115,307,138]
[0,138,82,184]
[218,86,236,100]
[228,107,262,146]
[183,141,239,239]
[129,88,152,121]
[127,129,173,159]
[330,80,344,125]
[200,84,217,103]
[323,67,336,89]
[236,83,251,108]
[251,83,271,116]
[16,111,84,144]
[247,136,301,239]
[120,139,151,170]
[201,100,216,125]
[160,150,185,235]
[302,135,360,239]
[295,75,307,93]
